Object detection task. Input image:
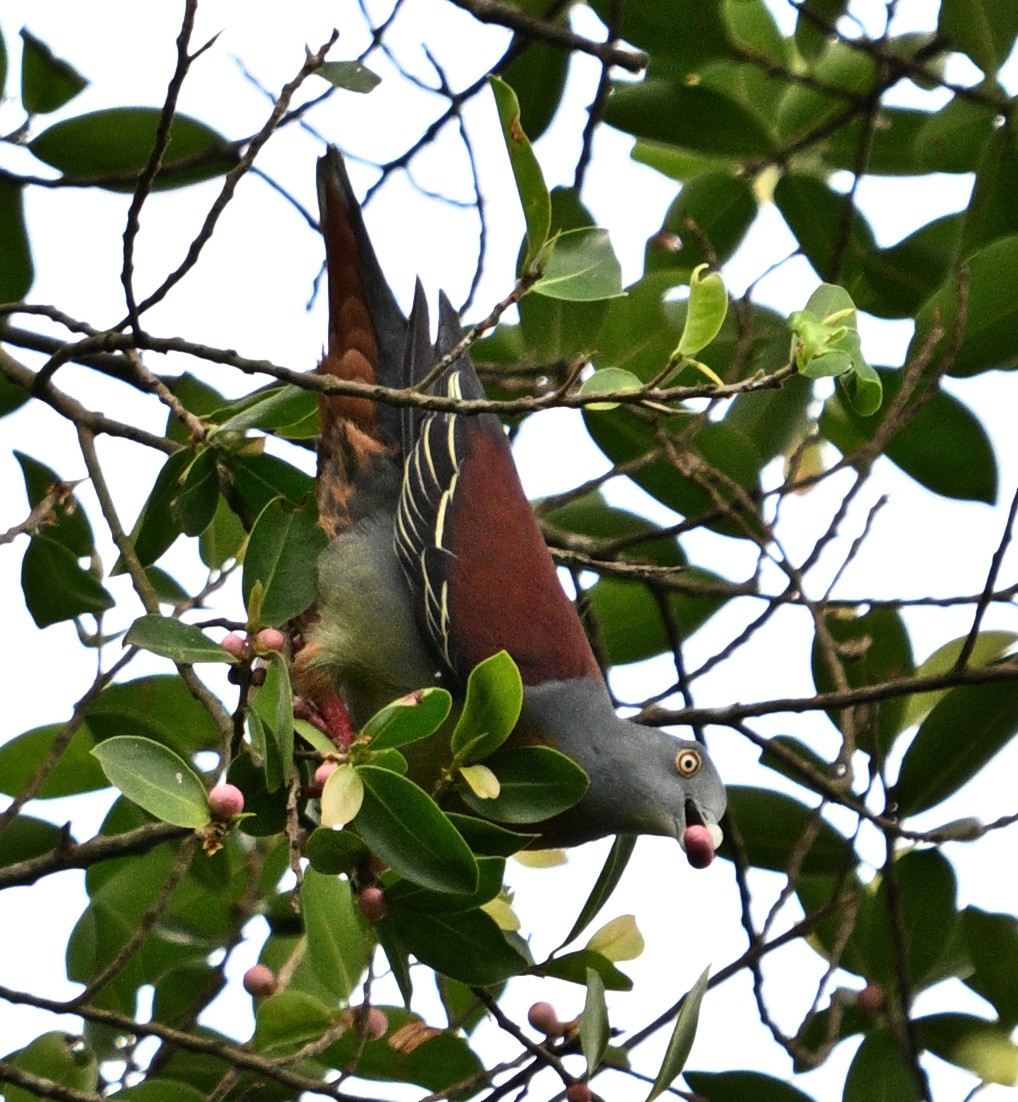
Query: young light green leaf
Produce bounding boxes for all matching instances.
[315,59,382,94]
[904,632,1017,731]
[581,967,610,1077]
[211,384,314,436]
[532,227,625,301]
[124,614,236,664]
[490,76,551,268]
[562,834,636,946]
[451,650,523,763]
[301,870,370,1002]
[91,736,211,828]
[585,914,645,962]
[839,356,883,416]
[676,265,728,356]
[578,367,642,411]
[646,966,710,1101]
[460,763,501,799]
[321,763,364,827]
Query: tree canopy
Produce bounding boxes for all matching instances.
[1,2,1017,1101]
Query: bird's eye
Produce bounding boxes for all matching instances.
[675,749,701,777]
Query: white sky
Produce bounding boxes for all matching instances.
[1,1,1016,1098]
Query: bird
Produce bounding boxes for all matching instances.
[295,146,727,862]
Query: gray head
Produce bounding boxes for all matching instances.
[520,678,727,859]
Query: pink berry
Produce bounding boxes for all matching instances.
[357,886,387,923]
[682,824,715,869]
[528,1001,563,1036]
[856,983,885,1017]
[354,1006,389,1040]
[566,1084,593,1102]
[221,632,248,659]
[243,964,277,997]
[253,627,286,653]
[208,783,245,819]
[314,761,339,787]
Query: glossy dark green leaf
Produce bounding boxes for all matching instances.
[501,34,569,141]
[758,735,833,792]
[171,448,219,536]
[960,122,1018,259]
[563,834,636,946]
[0,177,33,301]
[305,826,368,874]
[0,721,107,798]
[864,213,961,319]
[605,80,776,158]
[646,966,709,1101]
[444,813,537,857]
[793,0,848,61]
[91,736,210,828]
[115,1082,208,1102]
[913,235,1018,378]
[87,674,221,756]
[165,373,226,443]
[685,1070,818,1102]
[539,948,633,991]
[452,651,523,762]
[252,991,336,1055]
[893,675,1018,816]
[844,1030,921,1102]
[124,614,235,665]
[29,107,236,190]
[939,0,1018,74]
[918,1012,1018,1086]
[117,448,191,572]
[360,687,452,750]
[221,451,315,520]
[380,906,529,985]
[322,1006,484,1092]
[588,0,730,69]
[491,76,550,267]
[198,495,246,570]
[718,786,856,875]
[21,534,114,627]
[810,605,915,756]
[316,59,381,93]
[0,814,69,867]
[227,752,286,836]
[249,656,294,792]
[210,385,316,437]
[355,766,478,894]
[301,870,370,1002]
[0,369,29,418]
[384,855,505,914]
[2,1031,97,1102]
[777,42,875,143]
[20,29,88,114]
[821,368,997,504]
[16,452,94,555]
[961,908,1018,1028]
[581,967,610,1076]
[243,494,326,626]
[458,745,588,824]
[646,173,756,279]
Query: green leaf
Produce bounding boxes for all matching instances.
[684,1071,818,1102]
[533,227,625,301]
[125,614,235,665]
[939,0,1018,74]
[301,870,369,1002]
[581,967,610,1077]
[221,451,314,518]
[29,107,236,190]
[451,650,523,763]
[490,76,551,268]
[358,686,451,747]
[20,29,88,114]
[21,535,113,628]
[242,495,327,627]
[646,966,710,1101]
[844,1030,921,1102]
[718,786,856,875]
[0,177,33,300]
[305,826,369,875]
[384,855,505,914]
[458,745,588,823]
[0,814,71,867]
[91,736,211,828]
[380,906,529,985]
[586,914,644,962]
[444,813,538,857]
[210,385,317,437]
[355,766,478,894]
[315,59,382,93]
[500,33,569,142]
[960,122,1018,259]
[962,908,1018,1027]
[2,1031,97,1102]
[605,80,777,158]
[15,453,93,554]
[676,265,728,357]
[902,631,1016,730]
[171,448,220,537]
[563,834,636,946]
[539,949,633,991]
[918,1012,1018,1086]
[320,764,364,827]
[117,448,191,572]
[0,722,107,799]
[820,368,998,504]
[322,1006,484,1093]
[578,367,642,411]
[87,674,221,756]
[253,991,335,1055]
[893,675,1018,816]
[248,655,294,791]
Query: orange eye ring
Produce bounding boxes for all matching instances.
[675,749,701,777]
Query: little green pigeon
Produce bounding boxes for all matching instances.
[296,147,727,863]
